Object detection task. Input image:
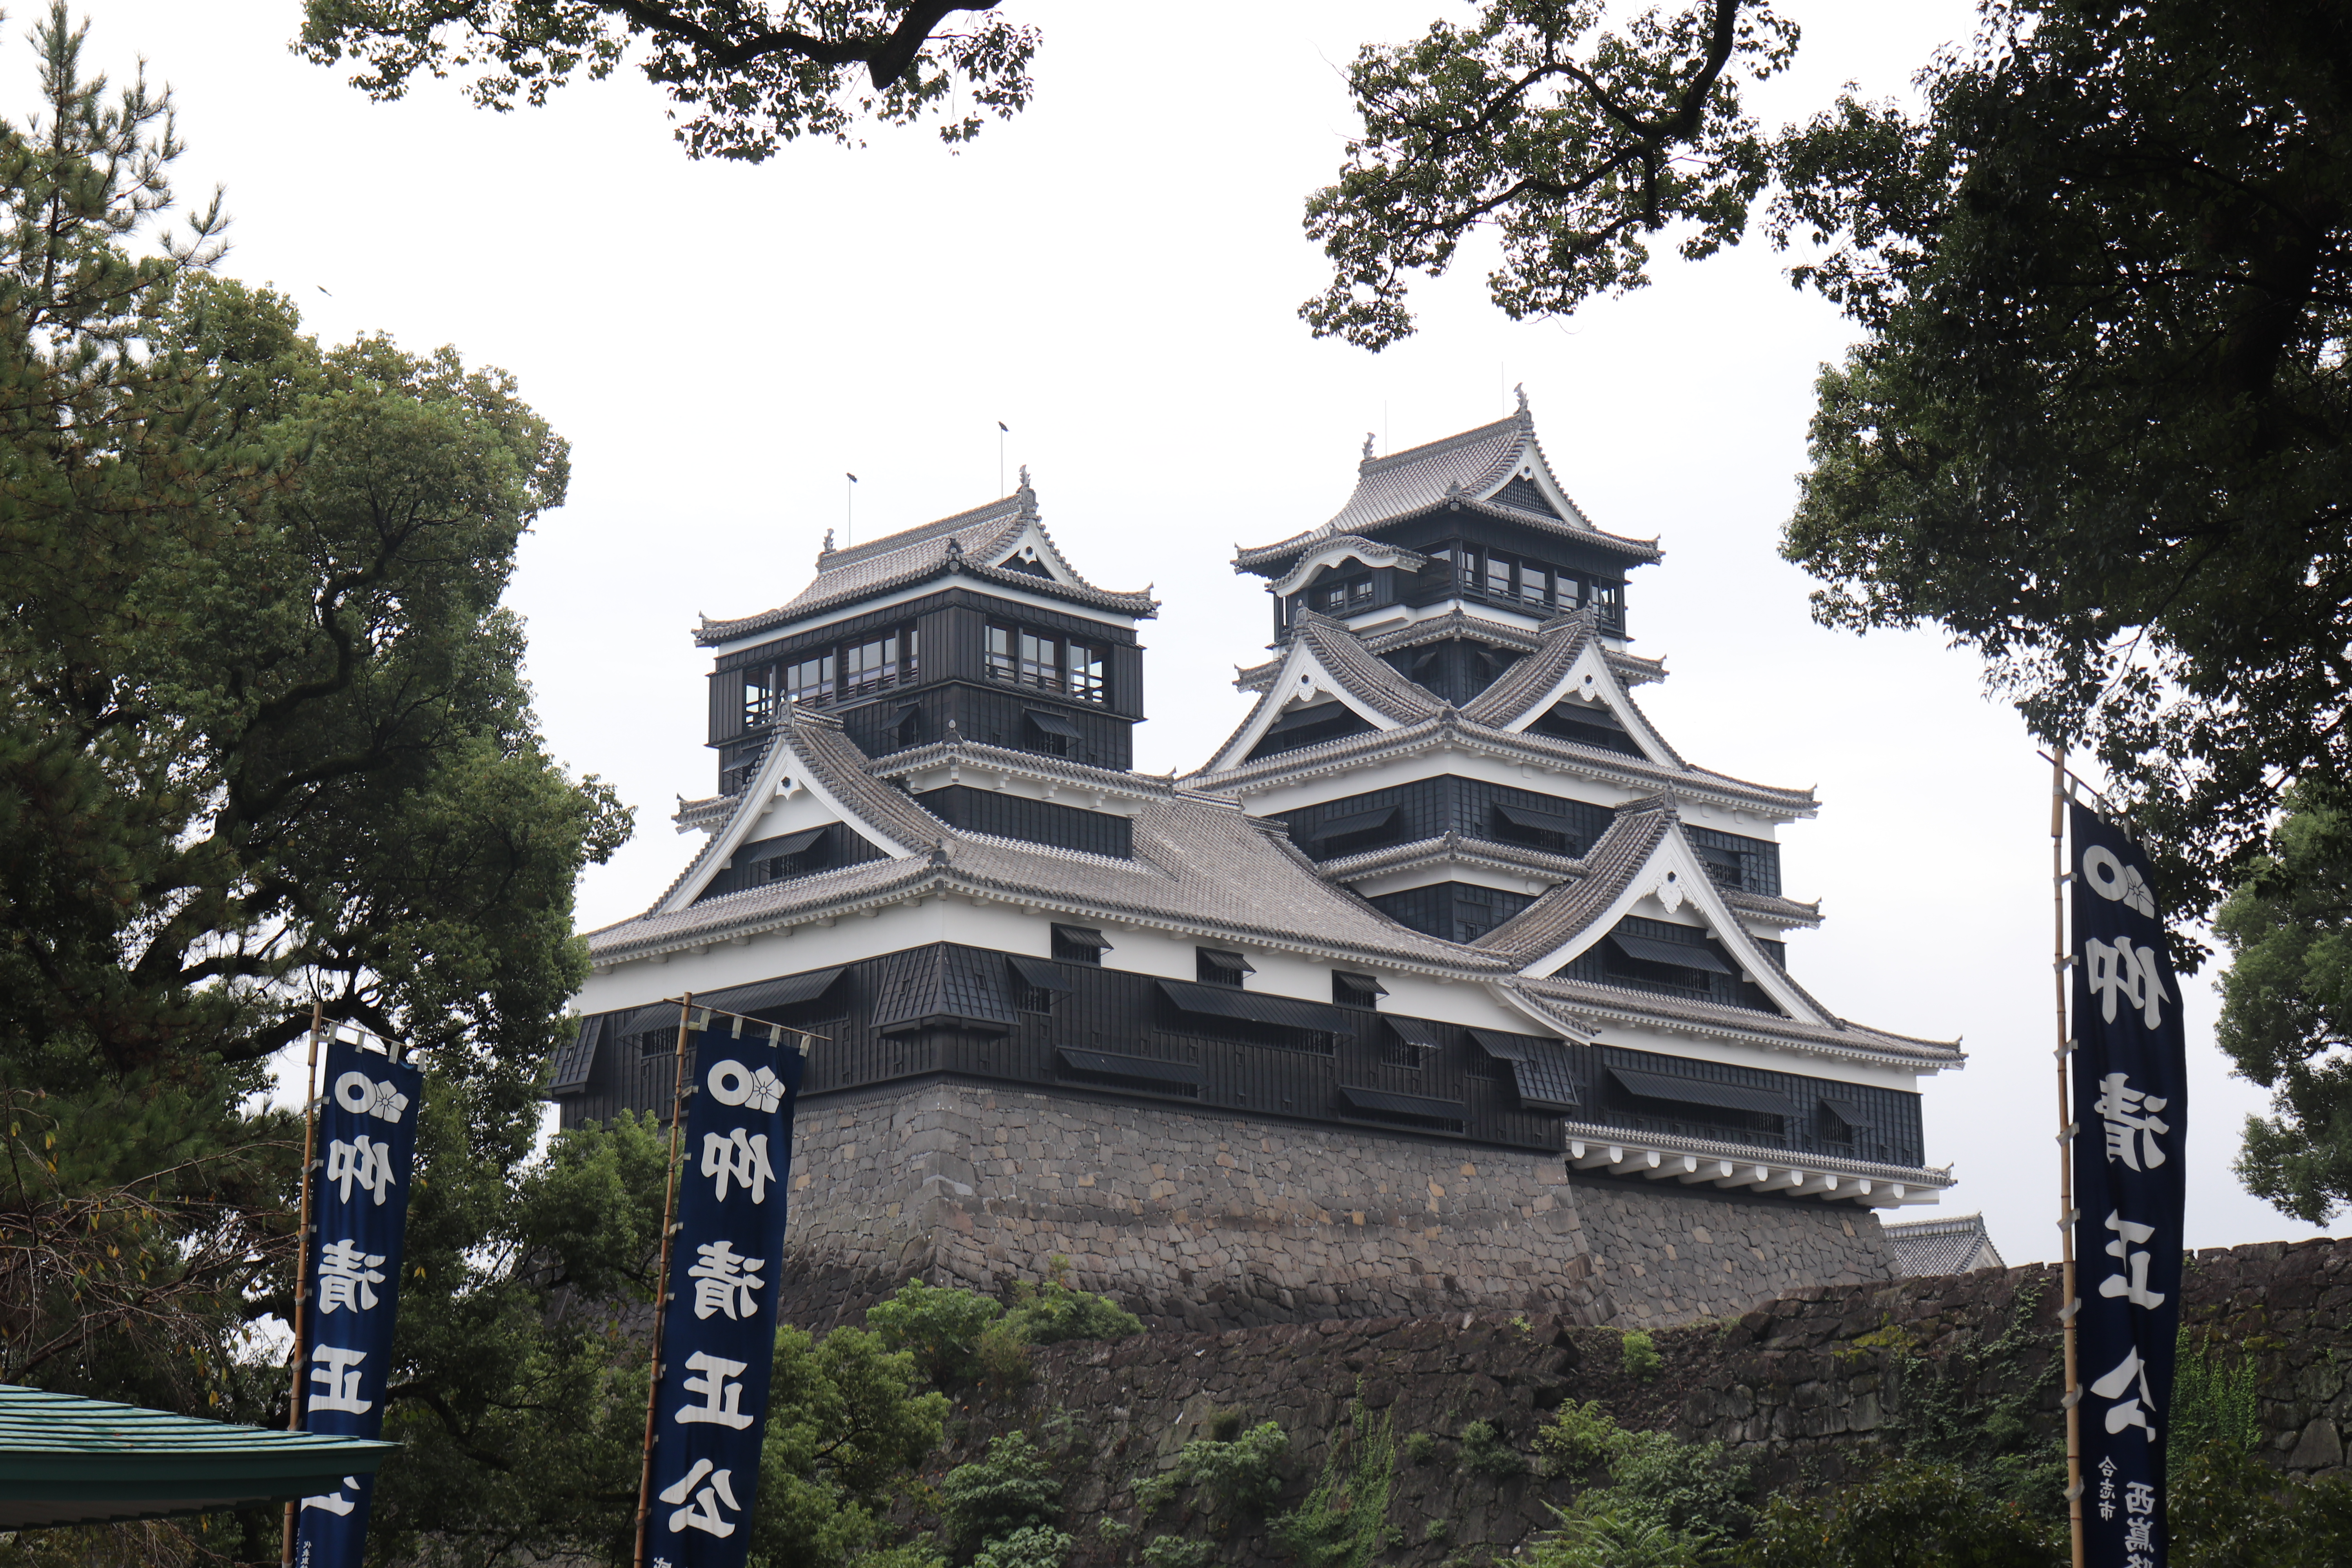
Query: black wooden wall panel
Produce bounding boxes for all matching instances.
[552,943,1922,1169]
[913,786,1133,858]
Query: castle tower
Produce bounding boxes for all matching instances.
[555,415,1960,1332]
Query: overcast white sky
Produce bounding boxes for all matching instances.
[64,1,2336,1265]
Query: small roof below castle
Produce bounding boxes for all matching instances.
[1882,1212,2005,1277]
[696,478,1157,647]
[1234,396,1661,577]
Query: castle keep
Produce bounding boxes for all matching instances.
[555,399,1960,1328]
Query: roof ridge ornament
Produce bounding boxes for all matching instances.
[1515,383,1530,417]
[820,528,836,558]
[1361,431,1376,470]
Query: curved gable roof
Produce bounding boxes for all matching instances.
[1233,396,1657,576]
[696,481,1157,647]
[1200,613,1443,773]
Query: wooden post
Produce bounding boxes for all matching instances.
[634,995,695,1568]
[2053,752,2086,1568]
[281,1002,325,1568]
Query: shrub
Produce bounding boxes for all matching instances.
[1425,1518,1452,1543]
[1459,1419,1529,1483]
[1177,1419,1290,1515]
[1403,1431,1437,1466]
[1534,1399,1624,1477]
[1621,1330,1662,1381]
[1532,1492,1711,1568]
[1004,1255,1145,1346]
[1132,1467,1183,1515]
[2170,1329,2261,1488]
[2170,1437,2352,1568]
[939,1433,1063,1561]
[1096,1518,1136,1547]
[975,1321,1033,1396]
[1269,1405,1395,1568]
[867,1278,1006,1387]
[1140,1536,1218,1568]
[1609,1432,1751,1543]
[969,1525,1073,1568]
[1737,1458,2062,1568]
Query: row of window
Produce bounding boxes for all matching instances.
[984,624,1109,702]
[744,626,918,723]
[1439,545,1622,621]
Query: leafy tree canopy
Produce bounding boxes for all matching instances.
[0,10,672,1564]
[2216,780,2352,1222]
[1308,0,2352,935]
[296,0,1041,159]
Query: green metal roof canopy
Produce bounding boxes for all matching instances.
[0,1384,396,1529]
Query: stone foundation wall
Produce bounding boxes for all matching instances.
[917,1237,2350,1568]
[775,1078,1893,1332]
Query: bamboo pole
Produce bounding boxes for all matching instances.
[634,995,695,1568]
[281,1002,326,1568]
[2053,753,2085,1568]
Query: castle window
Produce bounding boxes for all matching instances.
[987,623,1111,705]
[1019,630,1059,690]
[744,668,777,726]
[1333,971,1387,1008]
[1051,924,1111,964]
[1024,707,1083,757]
[1486,554,1514,599]
[785,653,835,704]
[1382,1015,1440,1068]
[1196,947,1254,987]
[842,631,908,697]
[748,826,828,882]
[1008,956,1073,1014]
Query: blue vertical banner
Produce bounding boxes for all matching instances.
[643,1018,808,1568]
[2069,802,2187,1568]
[293,1038,424,1567]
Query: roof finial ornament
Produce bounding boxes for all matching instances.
[1361,431,1376,468]
[1515,383,1529,416]
[1018,463,1032,492]
[820,527,836,556]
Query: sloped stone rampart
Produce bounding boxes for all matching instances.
[771,1078,1896,1333]
[919,1236,2349,1568]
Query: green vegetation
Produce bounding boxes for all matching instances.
[298,0,1041,160]
[1622,1330,1664,1381]
[1174,1419,1291,1515]
[869,1279,1010,1387]
[1534,1492,1717,1568]
[1003,1255,1146,1346]
[1269,1403,1396,1568]
[939,1432,1063,1563]
[741,1327,951,1568]
[2170,1329,2263,1485]
[1404,1430,1438,1465]
[1139,1536,1218,1568]
[967,1526,1072,1568]
[1459,1418,1530,1483]
[2216,782,2352,1221]
[1535,1399,1625,1477]
[1737,1459,2063,1568]
[2170,1439,2352,1568]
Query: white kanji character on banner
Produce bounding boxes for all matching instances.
[2097,1212,2166,1308]
[316,1239,387,1314]
[2091,1346,2158,1438]
[660,1457,740,1538]
[701,1128,774,1203]
[2092,1073,2171,1172]
[674,1350,753,1428]
[687,1240,766,1321]
[307,1345,372,1415]
[2084,935,2170,1029]
[325,1135,399,1205]
[299,1478,360,1515]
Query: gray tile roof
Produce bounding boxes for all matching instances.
[1882,1213,2005,1276]
[1472,798,1677,963]
[693,481,1156,646]
[586,774,1514,976]
[1191,703,1816,817]
[1232,401,1659,575]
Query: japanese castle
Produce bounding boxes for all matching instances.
[556,397,1960,1327]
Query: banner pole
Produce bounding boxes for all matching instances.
[2053,753,2085,1568]
[634,994,695,1568]
[282,1001,325,1568]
